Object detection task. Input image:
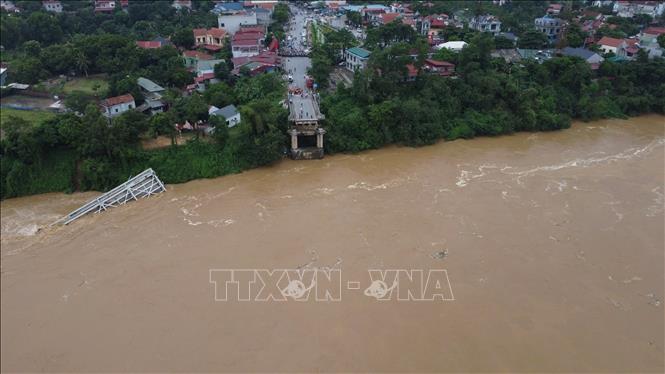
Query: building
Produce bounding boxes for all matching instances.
[136,76,166,116]
[232,50,280,76]
[193,28,227,52]
[640,27,665,46]
[0,67,7,86]
[547,3,563,15]
[613,1,665,18]
[210,104,241,127]
[254,7,271,25]
[469,15,502,36]
[435,41,468,52]
[101,94,135,118]
[94,0,115,13]
[172,0,191,10]
[560,47,604,67]
[231,28,265,58]
[42,0,62,13]
[344,47,371,72]
[136,37,171,49]
[0,1,20,13]
[535,15,564,43]
[218,11,258,35]
[423,59,455,76]
[183,50,214,70]
[598,36,627,56]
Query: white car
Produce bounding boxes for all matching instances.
[288,75,293,82]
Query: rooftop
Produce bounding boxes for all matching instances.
[137,77,165,93]
[347,46,371,59]
[103,94,134,107]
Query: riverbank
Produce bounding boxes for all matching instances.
[2,115,663,372]
[1,114,662,201]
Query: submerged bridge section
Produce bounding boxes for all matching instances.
[53,168,166,225]
[287,91,326,159]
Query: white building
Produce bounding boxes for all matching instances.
[344,47,371,72]
[435,41,468,52]
[211,104,241,128]
[613,1,665,18]
[42,0,62,13]
[171,0,191,10]
[218,12,258,35]
[101,94,135,118]
[469,15,502,36]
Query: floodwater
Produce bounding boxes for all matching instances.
[1,116,664,372]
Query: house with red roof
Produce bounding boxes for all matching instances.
[136,37,171,50]
[640,27,665,46]
[424,59,455,76]
[231,28,265,58]
[598,36,627,56]
[101,94,135,118]
[193,28,227,52]
[231,50,280,76]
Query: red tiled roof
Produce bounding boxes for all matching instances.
[598,36,623,48]
[136,41,162,49]
[194,73,215,83]
[208,28,226,38]
[425,59,454,67]
[381,13,400,24]
[203,44,223,51]
[183,50,213,60]
[643,27,665,36]
[103,94,134,107]
[624,38,639,47]
[239,25,266,33]
[193,28,207,37]
[258,2,274,10]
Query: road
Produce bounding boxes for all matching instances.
[283,3,318,122]
[283,4,311,89]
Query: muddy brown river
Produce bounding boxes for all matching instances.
[1,116,664,372]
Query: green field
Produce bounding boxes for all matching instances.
[0,107,56,128]
[62,76,109,96]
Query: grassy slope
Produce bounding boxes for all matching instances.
[0,108,56,129]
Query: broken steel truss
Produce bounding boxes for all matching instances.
[53,168,166,225]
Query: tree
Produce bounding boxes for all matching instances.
[149,112,177,144]
[658,34,665,48]
[563,23,586,48]
[172,27,195,49]
[64,91,94,113]
[209,115,229,149]
[347,11,362,27]
[22,40,42,57]
[204,82,235,108]
[13,58,46,84]
[518,30,548,49]
[73,48,90,77]
[25,12,63,45]
[494,35,515,49]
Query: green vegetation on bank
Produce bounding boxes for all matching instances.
[0,108,56,129]
[313,27,665,154]
[1,73,288,199]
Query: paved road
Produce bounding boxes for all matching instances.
[284,4,311,89]
[284,4,318,122]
